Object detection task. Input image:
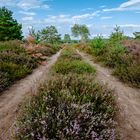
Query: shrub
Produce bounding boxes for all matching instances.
[113,64,140,88]
[54,47,96,74]
[0,40,37,92]
[54,59,96,74]
[90,36,107,56]
[104,44,126,68]
[15,74,118,140]
[0,40,25,53]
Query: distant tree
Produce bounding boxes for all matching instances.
[71,24,90,42]
[0,7,22,41]
[41,26,61,44]
[133,32,140,40]
[64,34,71,43]
[110,25,124,43]
[28,27,41,44]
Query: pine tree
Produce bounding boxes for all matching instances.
[0,7,23,41]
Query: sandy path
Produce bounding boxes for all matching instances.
[0,50,61,140]
[78,51,140,140]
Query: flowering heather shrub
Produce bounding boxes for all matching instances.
[15,74,118,140]
[0,40,37,93]
[54,48,96,75]
[113,64,140,88]
[54,60,96,74]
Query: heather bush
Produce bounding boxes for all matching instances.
[15,74,118,140]
[113,64,140,88]
[53,48,96,74]
[104,44,126,68]
[54,60,96,74]
[0,40,37,92]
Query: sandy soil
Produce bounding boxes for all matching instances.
[0,50,61,140]
[78,50,140,140]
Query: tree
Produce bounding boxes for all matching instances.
[41,26,61,44]
[110,25,124,43]
[64,34,71,43]
[0,7,22,41]
[71,24,90,41]
[133,32,140,40]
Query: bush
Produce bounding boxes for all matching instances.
[15,74,118,140]
[113,64,140,88]
[0,40,25,53]
[104,44,126,68]
[54,59,96,74]
[90,36,107,56]
[53,48,96,75]
[0,40,37,92]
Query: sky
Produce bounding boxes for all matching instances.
[0,0,140,38]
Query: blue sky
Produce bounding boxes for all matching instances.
[1,0,140,38]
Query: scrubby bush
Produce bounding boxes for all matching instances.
[90,36,107,56]
[104,44,126,68]
[15,74,118,140]
[0,40,37,92]
[54,60,96,74]
[53,48,96,74]
[113,64,140,88]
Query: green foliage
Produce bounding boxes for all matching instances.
[71,24,90,41]
[0,40,37,92]
[90,36,106,56]
[82,35,140,87]
[63,34,71,43]
[54,60,96,74]
[113,63,140,88]
[104,44,126,68]
[109,26,124,44]
[54,48,96,74]
[41,26,61,44]
[0,7,22,41]
[15,74,118,140]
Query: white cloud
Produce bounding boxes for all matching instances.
[17,0,50,11]
[119,24,140,28]
[101,16,112,20]
[19,11,36,16]
[72,11,100,20]
[22,16,34,21]
[103,0,140,12]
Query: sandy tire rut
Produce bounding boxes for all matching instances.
[77,50,140,140]
[0,50,61,140]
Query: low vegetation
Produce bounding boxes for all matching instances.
[0,40,37,92]
[77,27,140,88]
[15,47,118,140]
[54,48,96,74]
[0,40,60,93]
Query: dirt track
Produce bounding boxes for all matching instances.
[78,50,140,140]
[0,51,61,140]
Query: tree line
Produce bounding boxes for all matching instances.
[0,7,140,43]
